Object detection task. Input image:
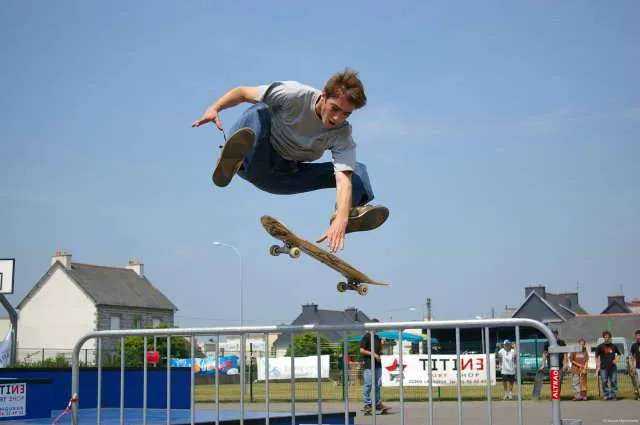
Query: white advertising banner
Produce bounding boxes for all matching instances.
[0,382,26,417]
[258,355,330,381]
[381,354,496,387]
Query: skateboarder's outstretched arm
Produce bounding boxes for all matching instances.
[317,171,352,252]
[192,86,260,129]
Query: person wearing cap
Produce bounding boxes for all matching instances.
[539,329,569,392]
[498,339,517,399]
[628,329,640,400]
[570,338,589,400]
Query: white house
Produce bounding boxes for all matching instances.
[17,251,177,363]
[0,317,11,339]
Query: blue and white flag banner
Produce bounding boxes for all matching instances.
[170,356,239,375]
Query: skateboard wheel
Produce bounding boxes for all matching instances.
[337,282,347,292]
[269,245,280,256]
[357,284,369,296]
[289,247,301,259]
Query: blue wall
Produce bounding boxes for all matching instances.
[0,368,191,410]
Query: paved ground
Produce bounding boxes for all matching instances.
[225,400,640,425]
[7,400,638,425]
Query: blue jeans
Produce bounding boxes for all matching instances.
[362,367,382,407]
[228,104,375,206]
[600,368,618,398]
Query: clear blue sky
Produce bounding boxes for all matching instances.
[1,1,638,327]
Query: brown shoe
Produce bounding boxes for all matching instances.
[330,205,389,233]
[212,128,255,187]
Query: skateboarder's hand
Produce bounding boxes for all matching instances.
[192,108,223,130]
[317,218,348,253]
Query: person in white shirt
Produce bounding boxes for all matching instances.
[498,339,517,399]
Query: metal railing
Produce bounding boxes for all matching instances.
[71,318,566,425]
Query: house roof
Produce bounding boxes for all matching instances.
[273,305,372,347]
[511,290,588,323]
[18,262,177,311]
[511,292,566,322]
[601,299,632,314]
[544,293,588,318]
[555,313,640,342]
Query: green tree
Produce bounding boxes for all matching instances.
[285,333,334,357]
[15,354,70,368]
[105,324,190,368]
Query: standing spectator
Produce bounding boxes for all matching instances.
[628,329,640,401]
[539,329,569,390]
[595,330,621,400]
[359,332,387,413]
[498,339,517,399]
[570,338,589,400]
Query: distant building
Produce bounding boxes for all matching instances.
[554,313,640,343]
[17,251,177,363]
[510,285,588,325]
[271,304,374,356]
[510,284,638,343]
[601,295,640,314]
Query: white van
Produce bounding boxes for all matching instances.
[588,337,629,373]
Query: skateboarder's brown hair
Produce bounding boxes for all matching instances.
[324,69,367,109]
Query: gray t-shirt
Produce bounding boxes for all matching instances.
[254,81,356,172]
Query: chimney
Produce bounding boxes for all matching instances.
[607,295,625,307]
[302,303,318,314]
[525,284,546,299]
[559,292,578,307]
[344,307,358,321]
[51,250,72,269]
[126,259,144,277]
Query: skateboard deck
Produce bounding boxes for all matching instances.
[261,215,388,296]
[532,370,544,400]
[212,127,255,187]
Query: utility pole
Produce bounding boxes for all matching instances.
[426,298,432,321]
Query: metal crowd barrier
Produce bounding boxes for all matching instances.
[70,318,569,425]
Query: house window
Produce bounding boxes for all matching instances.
[152,318,161,328]
[110,316,121,330]
[133,317,143,329]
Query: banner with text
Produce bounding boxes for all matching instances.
[0,382,26,417]
[381,354,496,387]
[258,355,330,381]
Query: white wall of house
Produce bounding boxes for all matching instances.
[0,318,11,338]
[17,267,96,360]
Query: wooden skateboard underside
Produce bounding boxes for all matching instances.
[261,215,388,295]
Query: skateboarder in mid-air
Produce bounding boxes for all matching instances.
[192,69,389,253]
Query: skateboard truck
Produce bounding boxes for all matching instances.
[337,280,368,296]
[269,243,301,259]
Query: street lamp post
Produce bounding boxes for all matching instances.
[475,315,485,353]
[213,241,244,326]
